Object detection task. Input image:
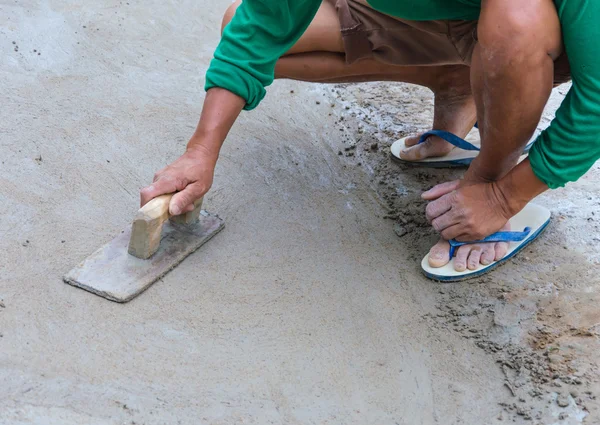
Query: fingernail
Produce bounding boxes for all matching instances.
[171,205,181,215]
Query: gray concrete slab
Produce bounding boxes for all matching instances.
[1,1,598,424]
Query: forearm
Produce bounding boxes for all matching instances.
[496,158,548,216]
[187,87,246,163]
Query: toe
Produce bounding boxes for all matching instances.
[428,239,451,268]
[454,245,470,272]
[467,247,482,270]
[493,223,511,261]
[404,135,421,147]
[494,242,509,261]
[399,140,426,161]
[399,135,454,161]
[480,244,495,265]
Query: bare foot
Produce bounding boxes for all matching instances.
[400,66,477,161]
[428,223,511,272]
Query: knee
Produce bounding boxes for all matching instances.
[478,0,562,64]
[221,0,242,35]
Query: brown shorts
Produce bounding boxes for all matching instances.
[332,0,571,84]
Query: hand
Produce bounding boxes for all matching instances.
[140,146,217,216]
[422,180,513,241]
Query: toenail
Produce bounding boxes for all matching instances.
[431,250,445,260]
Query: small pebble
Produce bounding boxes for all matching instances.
[393,223,408,238]
[12,41,16,44]
[556,394,570,408]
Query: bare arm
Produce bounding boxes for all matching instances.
[141,0,320,214]
[140,88,245,215]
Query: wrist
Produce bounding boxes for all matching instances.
[464,155,515,183]
[495,158,548,216]
[185,136,220,165]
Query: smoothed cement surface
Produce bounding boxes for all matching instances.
[1,1,598,424]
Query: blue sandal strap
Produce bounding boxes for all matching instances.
[448,227,532,258]
[419,130,480,152]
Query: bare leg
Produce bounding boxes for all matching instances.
[222,0,477,161]
[428,0,563,271]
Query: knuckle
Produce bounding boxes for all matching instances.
[140,186,153,196]
[175,177,188,189]
[425,203,435,218]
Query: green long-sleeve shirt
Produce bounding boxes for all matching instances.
[205,0,600,189]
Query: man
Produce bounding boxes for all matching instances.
[140,0,600,275]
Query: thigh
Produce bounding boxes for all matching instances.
[285,1,345,55]
[222,1,344,56]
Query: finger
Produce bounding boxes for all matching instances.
[494,242,509,261]
[467,246,482,270]
[422,180,460,200]
[169,183,206,216]
[425,193,454,222]
[140,178,180,207]
[480,244,496,265]
[428,239,451,268]
[454,245,471,272]
[430,211,459,233]
[440,224,464,241]
[183,203,196,213]
[152,167,167,182]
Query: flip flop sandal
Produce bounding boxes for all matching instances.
[421,203,551,282]
[390,129,534,168]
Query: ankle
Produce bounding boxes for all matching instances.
[430,66,472,97]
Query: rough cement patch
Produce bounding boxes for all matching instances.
[323,81,600,423]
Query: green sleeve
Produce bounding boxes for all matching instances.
[204,0,321,111]
[529,0,600,188]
